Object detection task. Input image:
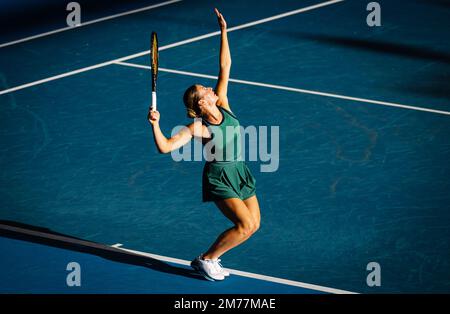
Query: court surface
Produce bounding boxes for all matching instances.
[1,0,449,293]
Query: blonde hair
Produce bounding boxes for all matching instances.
[183,85,201,118]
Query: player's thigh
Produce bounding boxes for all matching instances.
[214,198,254,228]
[243,195,261,227]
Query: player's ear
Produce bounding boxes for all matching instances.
[198,99,206,106]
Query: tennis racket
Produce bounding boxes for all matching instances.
[150,31,159,111]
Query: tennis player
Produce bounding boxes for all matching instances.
[148,8,260,281]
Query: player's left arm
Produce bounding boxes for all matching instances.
[214,8,231,111]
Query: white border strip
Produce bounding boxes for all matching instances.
[115,61,450,116]
[0,0,343,96]
[118,246,357,294]
[0,0,182,48]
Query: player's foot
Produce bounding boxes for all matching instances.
[215,259,230,277]
[191,256,225,281]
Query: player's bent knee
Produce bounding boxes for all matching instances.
[249,220,259,235]
[253,221,260,233]
[237,221,255,238]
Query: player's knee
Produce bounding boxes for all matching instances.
[253,220,260,233]
[237,220,255,238]
[248,218,259,235]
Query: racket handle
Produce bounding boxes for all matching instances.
[151,91,157,111]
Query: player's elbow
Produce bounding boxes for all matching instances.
[158,147,171,154]
[156,144,171,154]
[220,59,231,69]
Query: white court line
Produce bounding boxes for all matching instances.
[0,50,150,96]
[0,0,343,96]
[0,0,182,48]
[115,61,450,116]
[160,0,344,51]
[117,246,357,294]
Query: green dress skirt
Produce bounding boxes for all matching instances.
[201,106,256,202]
[202,161,256,202]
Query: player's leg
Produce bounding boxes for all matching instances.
[202,197,258,260]
[243,195,261,232]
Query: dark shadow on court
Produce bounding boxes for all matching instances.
[266,31,450,65]
[417,0,450,8]
[261,29,450,101]
[394,71,450,101]
[0,220,205,281]
[0,0,164,44]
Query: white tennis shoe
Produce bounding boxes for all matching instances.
[215,259,230,277]
[191,256,225,281]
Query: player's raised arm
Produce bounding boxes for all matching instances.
[214,8,231,110]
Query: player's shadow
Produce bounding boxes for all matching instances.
[0,220,206,282]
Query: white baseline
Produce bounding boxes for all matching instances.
[118,246,357,294]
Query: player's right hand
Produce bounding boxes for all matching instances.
[214,8,227,30]
[147,109,160,125]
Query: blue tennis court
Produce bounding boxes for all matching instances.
[1,0,449,294]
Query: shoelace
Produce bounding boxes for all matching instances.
[205,259,222,274]
[214,259,226,274]
[216,259,224,271]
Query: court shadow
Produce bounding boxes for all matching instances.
[0,220,205,281]
[0,0,165,44]
[417,0,450,8]
[267,30,450,65]
[394,71,450,101]
[265,30,450,100]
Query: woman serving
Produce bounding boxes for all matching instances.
[148,8,260,281]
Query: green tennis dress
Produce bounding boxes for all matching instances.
[202,106,256,202]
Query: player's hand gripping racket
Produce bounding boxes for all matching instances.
[150,32,159,111]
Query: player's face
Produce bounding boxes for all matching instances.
[197,85,218,105]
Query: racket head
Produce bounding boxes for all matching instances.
[150,32,159,91]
